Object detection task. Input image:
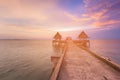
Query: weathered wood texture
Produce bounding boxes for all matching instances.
[50,45,67,80]
[58,41,120,80]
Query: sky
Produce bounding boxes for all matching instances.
[0,0,120,39]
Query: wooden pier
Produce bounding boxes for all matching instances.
[50,32,120,80]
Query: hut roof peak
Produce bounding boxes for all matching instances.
[78,31,89,38]
[53,32,62,39]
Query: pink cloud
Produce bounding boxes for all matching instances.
[0,0,119,39]
[92,20,120,27]
[84,0,120,28]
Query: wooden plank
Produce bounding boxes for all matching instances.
[50,45,67,80]
[82,47,120,72]
[58,41,120,80]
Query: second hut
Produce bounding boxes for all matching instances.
[78,31,90,47]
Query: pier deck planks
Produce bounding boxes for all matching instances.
[58,41,120,80]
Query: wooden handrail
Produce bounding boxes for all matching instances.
[50,46,67,80]
[82,47,120,72]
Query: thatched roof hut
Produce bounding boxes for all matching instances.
[53,32,62,40]
[78,31,89,39]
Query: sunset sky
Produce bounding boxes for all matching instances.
[0,0,120,39]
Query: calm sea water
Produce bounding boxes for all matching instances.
[0,40,52,80]
[0,40,120,80]
[90,40,120,64]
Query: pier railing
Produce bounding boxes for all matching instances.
[81,46,120,72]
[50,40,120,80]
[50,44,67,80]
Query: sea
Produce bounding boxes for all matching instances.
[90,40,120,64]
[0,40,120,80]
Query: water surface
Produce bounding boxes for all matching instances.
[0,40,120,80]
[90,40,120,64]
[0,40,52,80]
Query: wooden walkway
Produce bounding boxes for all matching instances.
[57,40,120,80]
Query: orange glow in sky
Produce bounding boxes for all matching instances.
[0,0,120,39]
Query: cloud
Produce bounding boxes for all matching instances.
[0,0,70,28]
[84,0,120,27]
[92,20,120,27]
[0,0,120,39]
[64,12,92,27]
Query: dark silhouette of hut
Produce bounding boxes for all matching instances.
[78,31,90,47]
[78,31,89,40]
[53,32,62,41]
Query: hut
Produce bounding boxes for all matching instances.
[53,32,62,41]
[78,31,89,39]
[52,32,62,49]
[51,32,62,69]
[78,31,90,47]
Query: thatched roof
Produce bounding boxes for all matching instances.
[78,31,89,39]
[53,32,62,39]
